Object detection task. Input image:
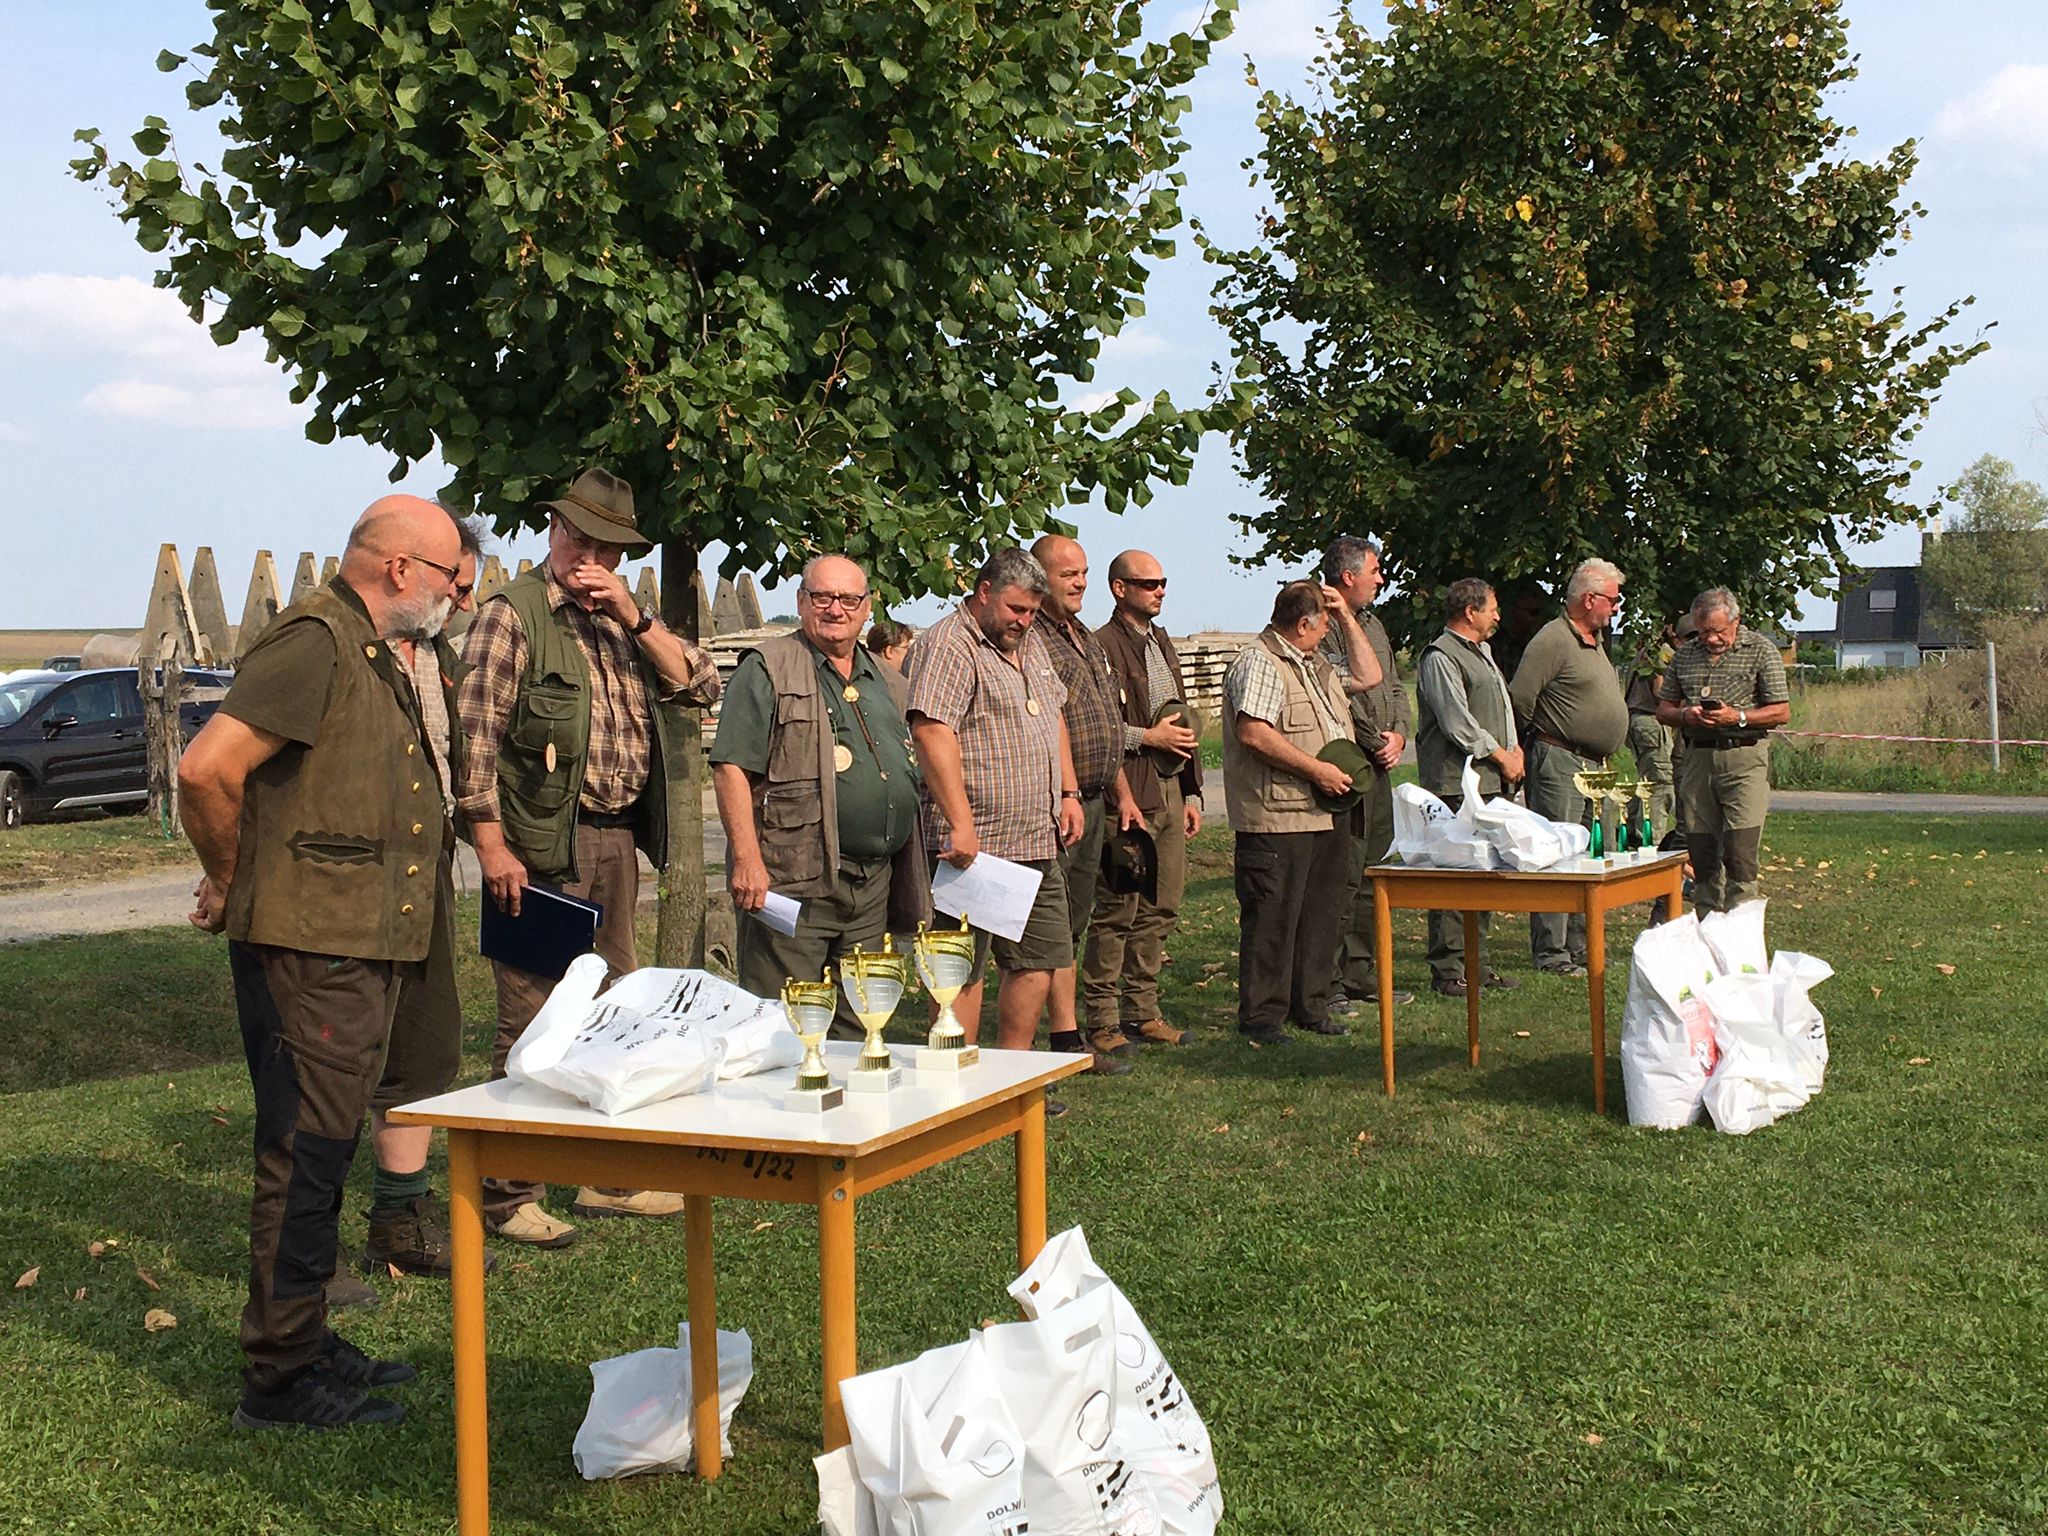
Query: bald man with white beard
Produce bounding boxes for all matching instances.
[180,494,466,1430]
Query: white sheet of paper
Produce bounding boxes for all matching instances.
[930,855,1043,943]
[757,891,802,938]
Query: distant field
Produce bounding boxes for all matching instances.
[0,630,123,671]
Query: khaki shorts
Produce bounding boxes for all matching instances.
[965,857,1073,974]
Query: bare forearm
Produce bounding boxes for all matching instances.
[178,770,243,888]
[711,763,764,868]
[1237,718,1323,782]
[912,722,973,834]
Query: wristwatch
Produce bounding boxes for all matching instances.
[1060,789,1083,801]
[630,607,657,637]
[1737,709,1748,729]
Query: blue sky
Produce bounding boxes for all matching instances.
[2,1,2042,634]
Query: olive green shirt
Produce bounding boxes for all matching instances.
[1509,616,1629,758]
[712,642,920,861]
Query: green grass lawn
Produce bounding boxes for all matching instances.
[0,815,201,892]
[3,814,2046,1532]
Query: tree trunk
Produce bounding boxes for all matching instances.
[655,537,708,967]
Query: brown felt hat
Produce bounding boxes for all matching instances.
[1101,822,1159,903]
[1143,699,1204,777]
[541,467,653,552]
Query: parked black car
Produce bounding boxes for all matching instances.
[0,668,230,828]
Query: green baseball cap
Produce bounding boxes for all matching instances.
[1312,737,1371,813]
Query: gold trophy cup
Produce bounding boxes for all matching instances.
[840,938,909,1094]
[1604,776,1644,857]
[781,972,844,1112]
[912,915,982,1074]
[1570,768,1618,860]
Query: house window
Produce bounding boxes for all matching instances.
[1885,650,1908,668]
[1869,590,1897,612]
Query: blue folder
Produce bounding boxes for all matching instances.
[479,882,603,981]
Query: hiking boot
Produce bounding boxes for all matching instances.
[321,1332,418,1389]
[232,1365,405,1431]
[1483,971,1522,991]
[1430,977,1469,999]
[1087,1046,1134,1076]
[573,1188,687,1220]
[1046,1095,1071,1119]
[1537,961,1589,979]
[1240,1026,1292,1046]
[364,1197,500,1279]
[1293,1016,1349,1037]
[323,1271,379,1311]
[487,1202,579,1248]
[1085,1027,1135,1060]
[1129,1018,1187,1046]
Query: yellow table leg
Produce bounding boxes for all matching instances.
[447,1130,490,1536]
[1587,899,1609,1114]
[819,1176,856,1450]
[684,1193,721,1480]
[1016,1089,1048,1268]
[1374,882,1396,1096]
[1463,909,1482,1066]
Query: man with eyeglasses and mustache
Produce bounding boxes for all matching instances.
[712,554,929,1026]
[456,468,720,1249]
[178,494,469,1428]
[1508,558,1632,977]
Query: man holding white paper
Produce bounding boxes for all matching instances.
[711,554,929,1031]
[906,549,1088,1063]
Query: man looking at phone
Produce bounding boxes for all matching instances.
[1655,587,1789,916]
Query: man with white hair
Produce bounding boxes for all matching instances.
[1508,558,1631,976]
[1655,587,1790,915]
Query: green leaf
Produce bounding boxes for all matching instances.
[268,306,307,338]
[155,50,186,73]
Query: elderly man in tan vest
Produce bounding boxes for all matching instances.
[1220,579,1381,1046]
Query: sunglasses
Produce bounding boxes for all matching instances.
[1118,577,1168,591]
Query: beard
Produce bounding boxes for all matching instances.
[391,589,455,641]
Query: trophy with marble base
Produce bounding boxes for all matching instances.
[912,915,982,1074]
[1605,777,1646,860]
[841,938,908,1094]
[782,973,844,1112]
[1570,768,1618,862]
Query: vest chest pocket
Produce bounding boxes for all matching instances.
[1282,697,1322,735]
[511,679,581,757]
[758,780,826,885]
[765,690,821,785]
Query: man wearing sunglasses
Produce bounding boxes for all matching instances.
[1508,558,1632,977]
[711,554,929,1024]
[456,468,721,1248]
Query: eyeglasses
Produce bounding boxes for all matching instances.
[396,551,462,588]
[802,588,871,612]
[453,579,476,600]
[1118,577,1168,591]
[1598,590,1624,607]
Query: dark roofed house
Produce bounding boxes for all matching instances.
[1828,566,1963,669]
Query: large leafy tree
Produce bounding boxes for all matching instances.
[1921,454,2048,642]
[76,0,1233,959]
[1205,0,1988,644]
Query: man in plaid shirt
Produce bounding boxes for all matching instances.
[456,468,719,1248]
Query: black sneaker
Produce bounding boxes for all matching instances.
[1240,1026,1292,1046]
[232,1364,406,1431]
[322,1331,418,1388]
[363,1196,499,1279]
[1294,1016,1349,1037]
[1046,1096,1071,1119]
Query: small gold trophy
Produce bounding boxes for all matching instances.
[912,914,982,1074]
[1570,768,1618,860]
[1605,776,1644,858]
[840,937,908,1094]
[781,971,844,1112]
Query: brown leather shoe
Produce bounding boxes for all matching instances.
[1129,1019,1187,1045]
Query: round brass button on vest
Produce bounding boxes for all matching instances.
[411,822,424,835]
[364,644,377,658]
[411,782,421,793]
[405,743,416,756]
[406,864,420,877]
[400,903,414,915]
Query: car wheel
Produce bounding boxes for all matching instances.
[0,769,24,830]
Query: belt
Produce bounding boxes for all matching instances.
[578,807,635,829]
[1682,734,1766,750]
[836,853,893,883]
[1531,730,1600,760]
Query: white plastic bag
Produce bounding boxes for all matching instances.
[981,1287,1166,1536]
[814,1445,882,1536]
[506,957,800,1114]
[1700,972,1820,1134]
[572,1325,753,1479]
[1618,914,1722,1128]
[1468,792,1591,871]
[1391,782,1459,862]
[1770,950,1833,1072]
[1010,1229,1221,1535]
[1699,899,1768,976]
[840,1335,1028,1536]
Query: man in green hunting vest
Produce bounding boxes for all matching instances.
[180,494,466,1430]
[456,468,721,1249]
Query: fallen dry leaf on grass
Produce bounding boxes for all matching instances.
[750,1220,776,1234]
[1907,1057,1931,1067]
[1209,1123,1231,1134]
[1871,986,1883,999]
[209,1114,230,1127]
[16,1266,39,1290]
[143,1309,177,1332]
[1514,1030,1531,1039]
[387,1263,403,1279]
[135,1268,161,1292]
[87,1240,116,1258]
[1935,964,1957,976]
[1582,1432,1605,1446]
[72,1288,86,1303]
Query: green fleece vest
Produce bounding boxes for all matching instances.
[224,579,443,961]
[1416,630,1514,798]
[491,571,674,880]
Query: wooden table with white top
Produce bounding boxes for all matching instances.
[390,1041,1088,1535]
[1367,850,1686,1113]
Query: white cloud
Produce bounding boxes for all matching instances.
[0,272,299,430]
[1178,0,1343,64]
[1934,64,2048,157]
[0,422,24,443]
[1100,327,1174,363]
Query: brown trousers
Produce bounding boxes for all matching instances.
[370,836,461,1114]
[230,942,400,1392]
[1082,780,1187,1033]
[484,822,641,1223]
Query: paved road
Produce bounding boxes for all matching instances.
[4,790,2043,946]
